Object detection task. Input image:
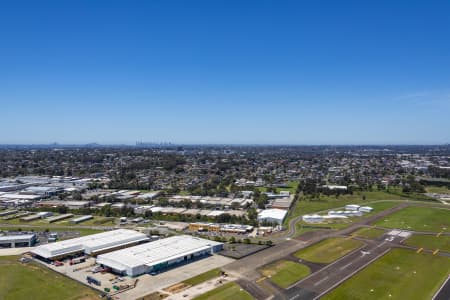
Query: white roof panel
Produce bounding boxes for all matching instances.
[96,235,222,270]
[31,229,149,258]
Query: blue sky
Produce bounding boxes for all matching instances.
[1,0,449,144]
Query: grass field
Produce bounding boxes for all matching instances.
[0,256,99,300]
[352,227,385,239]
[256,181,299,194]
[294,238,363,264]
[323,248,450,300]
[182,268,222,286]
[260,260,310,288]
[374,206,450,233]
[192,282,253,300]
[0,226,103,236]
[292,201,401,236]
[425,185,450,194]
[0,215,116,227]
[404,234,450,253]
[286,194,405,226]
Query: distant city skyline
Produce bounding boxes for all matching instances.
[1,1,450,144]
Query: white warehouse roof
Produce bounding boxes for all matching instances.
[258,209,287,221]
[96,235,223,275]
[31,229,149,259]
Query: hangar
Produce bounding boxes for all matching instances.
[31,229,149,260]
[0,234,37,248]
[96,235,223,277]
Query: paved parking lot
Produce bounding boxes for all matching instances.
[116,254,234,300]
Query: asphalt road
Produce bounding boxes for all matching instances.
[433,276,450,300]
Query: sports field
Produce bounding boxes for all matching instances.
[404,234,450,253]
[323,248,450,300]
[192,282,253,300]
[260,260,310,288]
[352,227,385,239]
[0,256,99,300]
[374,206,450,232]
[294,238,363,264]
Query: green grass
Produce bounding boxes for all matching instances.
[256,181,299,194]
[323,248,450,300]
[260,260,310,288]
[182,268,222,286]
[290,200,401,237]
[0,256,100,300]
[352,227,385,239]
[294,238,363,264]
[0,226,103,236]
[374,206,450,232]
[404,234,450,253]
[285,194,406,226]
[425,185,450,194]
[192,282,253,300]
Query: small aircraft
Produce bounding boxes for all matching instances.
[360,251,371,256]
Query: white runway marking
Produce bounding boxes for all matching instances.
[314,276,329,286]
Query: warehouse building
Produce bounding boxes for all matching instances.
[31,229,149,261]
[0,234,37,248]
[96,235,223,277]
[257,208,287,225]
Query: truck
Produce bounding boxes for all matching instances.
[54,261,64,267]
[70,257,86,265]
[87,276,101,286]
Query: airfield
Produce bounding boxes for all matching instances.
[222,203,450,300]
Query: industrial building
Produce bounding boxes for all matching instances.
[188,222,253,233]
[257,208,288,225]
[31,229,149,260]
[96,235,223,277]
[0,234,37,248]
[71,215,93,224]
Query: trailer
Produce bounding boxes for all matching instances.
[70,257,86,265]
[87,276,101,286]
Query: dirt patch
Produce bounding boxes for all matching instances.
[137,291,169,300]
[163,282,190,293]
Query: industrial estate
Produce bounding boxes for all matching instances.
[0,145,449,300]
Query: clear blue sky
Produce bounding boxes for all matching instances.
[1,0,449,144]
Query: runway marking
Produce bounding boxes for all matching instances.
[376,241,387,248]
[437,231,443,237]
[339,262,353,270]
[314,275,329,286]
[289,294,300,300]
[256,277,266,283]
[433,249,440,255]
[417,247,423,253]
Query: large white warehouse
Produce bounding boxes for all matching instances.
[257,208,287,225]
[31,229,149,260]
[96,235,223,277]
